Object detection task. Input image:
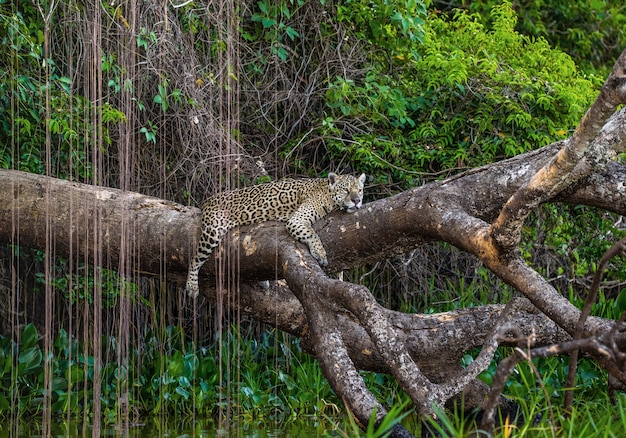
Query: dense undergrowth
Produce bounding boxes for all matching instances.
[1,282,624,437]
[433,0,626,76]
[0,323,323,421]
[314,2,600,188]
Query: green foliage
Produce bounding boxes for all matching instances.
[0,1,125,180]
[339,398,412,438]
[315,1,598,186]
[140,120,157,144]
[247,0,303,61]
[152,78,187,114]
[34,263,145,308]
[336,0,427,59]
[0,325,340,421]
[101,46,190,147]
[1,319,624,436]
[422,404,471,438]
[520,205,626,298]
[452,350,622,437]
[446,0,626,75]
[136,26,157,51]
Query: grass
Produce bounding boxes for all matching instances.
[415,393,626,438]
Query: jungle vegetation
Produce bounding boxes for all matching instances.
[1,0,625,436]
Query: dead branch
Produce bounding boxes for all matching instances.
[564,236,626,411]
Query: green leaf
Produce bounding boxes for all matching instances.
[0,394,9,410]
[21,324,38,350]
[175,386,190,399]
[18,347,42,374]
[178,376,191,388]
[51,377,68,391]
[167,353,184,376]
[285,26,300,40]
[261,17,276,28]
[66,363,85,385]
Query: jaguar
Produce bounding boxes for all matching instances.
[186,172,366,298]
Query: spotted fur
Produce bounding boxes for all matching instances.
[186,172,366,298]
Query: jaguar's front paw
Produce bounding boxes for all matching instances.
[310,248,328,267]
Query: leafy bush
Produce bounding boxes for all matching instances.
[0,324,340,420]
[435,0,626,75]
[312,1,598,187]
[336,0,427,59]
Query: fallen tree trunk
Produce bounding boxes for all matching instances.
[0,167,597,362]
[2,141,624,286]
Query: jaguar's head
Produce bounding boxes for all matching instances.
[328,172,366,213]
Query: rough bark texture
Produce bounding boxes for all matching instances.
[2,50,626,437]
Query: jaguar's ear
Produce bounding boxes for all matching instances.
[328,172,338,187]
[358,173,366,186]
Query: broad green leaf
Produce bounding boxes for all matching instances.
[21,324,38,350]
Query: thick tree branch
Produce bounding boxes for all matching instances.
[489,49,626,250]
[276,246,410,435]
[2,130,625,282]
[279,244,444,417]
[0,170,194,276]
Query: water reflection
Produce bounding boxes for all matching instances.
[1,416,348,437]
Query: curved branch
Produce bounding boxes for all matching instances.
[489,50,626,250]
[276,242,413,435]
[279,240,482,417]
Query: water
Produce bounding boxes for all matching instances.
[0,417,353,437]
